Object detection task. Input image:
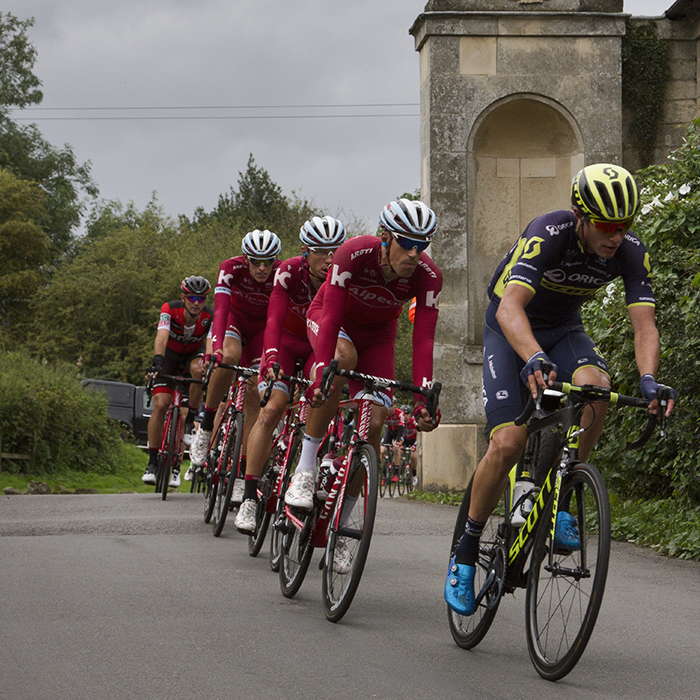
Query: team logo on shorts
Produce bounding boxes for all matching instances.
[496,390,509,400]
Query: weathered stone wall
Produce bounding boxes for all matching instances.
[623,14,700,170]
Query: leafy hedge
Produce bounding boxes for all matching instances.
[582,119,700,506]
[0,352,130,474]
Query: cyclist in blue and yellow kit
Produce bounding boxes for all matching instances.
[445,164,676,616]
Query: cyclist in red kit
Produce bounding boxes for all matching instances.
[189,230,282,497]
[284,199,443,524]
[233,216,347,532]
[142,276,212,486]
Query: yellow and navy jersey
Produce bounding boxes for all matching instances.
[487,210,654,329]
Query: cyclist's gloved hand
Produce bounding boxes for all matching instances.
[519,351,557,387]
[203,350,222,367]
[414,402,441,430]
[640,374,676,402]
[149,354,164,377]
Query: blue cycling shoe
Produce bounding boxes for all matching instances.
[444,557,475,616]
[554,511,581,552]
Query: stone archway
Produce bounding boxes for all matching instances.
[468,95,584,344]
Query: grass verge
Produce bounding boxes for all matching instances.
[0,445,190,495]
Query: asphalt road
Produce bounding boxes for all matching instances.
[1,492,698,700]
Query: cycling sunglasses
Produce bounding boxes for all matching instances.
[392,232,430,253]
[249,256,276,267]
[591,218,634,234]
[186,295,207,303]
[307,247,336,256]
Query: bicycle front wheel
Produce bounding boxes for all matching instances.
[248,460,274,557]
[525,462,610,681]
[279,507,315,598]
[212,412,243,537]
[322,442,378,623]
[160,408,179,501]
[270,434,300,572]
[447,474,508,649]
[379,461,388,498]
[397,459,406,496]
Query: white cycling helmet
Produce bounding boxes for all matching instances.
[299,216,347,249]
[241,229,282,259]
[379,198,437,241]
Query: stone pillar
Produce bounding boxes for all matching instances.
[410,0,626,491]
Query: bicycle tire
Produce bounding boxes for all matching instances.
[203,451,219,523]
[447,474,507,649]
[248,459,274,557]
[279,505,315,598]
[322,442,378,622]
[379,460,388,498]
[388,464,398,498]
[532,427,562,487]
[161,407,179,501]
[525,461,610,681]
[397,457,406,496]
[212,412,243,537]
[405,460,415,494]
[270,434,300,573]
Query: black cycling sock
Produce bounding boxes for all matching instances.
[243,476,259,502]
[454,517,485,567]
[148,448,158,466]
[200,407,217,432]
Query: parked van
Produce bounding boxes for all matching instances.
[81,379,152,446]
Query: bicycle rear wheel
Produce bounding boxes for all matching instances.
[447,474,508,649]
[322,442,378,622]
[388,464,398,498]
[525,462,610,681]
[212,412,243,537]
[203,451,218,524]
[270,434,300,572]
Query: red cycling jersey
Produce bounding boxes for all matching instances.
[307,235,442,400]
[157,301,213,354]
[385,407,405,432]
[211,255,281,355]
[403,415,418,442]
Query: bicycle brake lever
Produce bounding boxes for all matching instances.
[320,359,338,399]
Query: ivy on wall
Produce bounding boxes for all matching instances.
[622,20,669,166]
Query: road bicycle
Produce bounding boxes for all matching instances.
[278,360,441,622]
[269,393,353,572]
[245,364,312,559]
[200,361,257,537]
[146,373,202,501]
[447,378,670,681]
[396,443,416,496]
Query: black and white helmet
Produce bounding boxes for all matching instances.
[379,198,437,241]
[299,216,346,249]
[241,229,282,259]
[181,275,211,295]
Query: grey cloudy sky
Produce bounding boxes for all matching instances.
[5,0,673,233]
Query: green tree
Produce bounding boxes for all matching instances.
[0,13,42,114]
[0,167,50,327]
[191,154,317,254]
[0,12,97,260]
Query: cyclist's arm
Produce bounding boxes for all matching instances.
[260,272,292,379]
[628,304,674,416]
[495,283,555,397]
[153,328,169,357]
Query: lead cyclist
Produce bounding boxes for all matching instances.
[445,164,676,616]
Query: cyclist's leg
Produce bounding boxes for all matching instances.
[191,326,242,466]
[546,326,611,461]
[186,350,206,411]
